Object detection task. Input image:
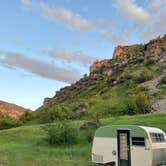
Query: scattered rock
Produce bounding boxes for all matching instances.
[80,121,98,130]
[151,96,166,112]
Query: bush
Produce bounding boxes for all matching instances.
[135,57,144,63]
[145,58,156,65]
[83,129,95,143]
[43,122,78,145]
[39,105,69,123]
[159,76,166,85]
[0,117,22,130]
[126,93,151,115]
[79,121,98,143]
[19,111,33,123]
[135,93,151,114]
[134,70,153,83]
[137,85,150,92]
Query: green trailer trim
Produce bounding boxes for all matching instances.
[95,125,148,139]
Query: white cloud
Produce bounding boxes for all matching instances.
[44,48,96,66]
[21,0,32,8]
[0,50,81,83]
[116,0,150,27]
[140,0,166,42]
[38,2,94,31]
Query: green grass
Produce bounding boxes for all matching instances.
[0,112,166,166]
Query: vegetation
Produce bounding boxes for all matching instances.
[0,113,165,166]
[29,61,164,125]
[0,116,22,130]
[43,122,78,145]
[126,92,151,115]
[159,75,166,85]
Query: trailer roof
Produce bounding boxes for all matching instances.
[95,125,149,138]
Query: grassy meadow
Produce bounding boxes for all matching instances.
[0,112,166,166]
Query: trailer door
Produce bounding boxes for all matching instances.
[117,130,131,166]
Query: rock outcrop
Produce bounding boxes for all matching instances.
[0,100,30,119]
[113,45,125,58]
[90,59,109,73]
[90,35,166,74]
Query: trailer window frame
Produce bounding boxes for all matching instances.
[131,137,145,146]
[150,132,165,143]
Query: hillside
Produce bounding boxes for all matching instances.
[0,100,29,119]
[35,35,166,122]
[36,35,166,122]
[0,112,165,166]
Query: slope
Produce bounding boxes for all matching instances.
[0,112,165,166]
[35,35,166,122]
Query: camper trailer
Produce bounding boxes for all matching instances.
[92,125,166,166]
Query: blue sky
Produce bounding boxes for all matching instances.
[0,0,165,110]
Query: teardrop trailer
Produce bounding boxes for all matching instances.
[92,125,166,166]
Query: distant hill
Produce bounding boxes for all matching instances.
[0,100,30,119]
[35,35,166,122]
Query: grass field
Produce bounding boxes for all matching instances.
[0,112,166,166]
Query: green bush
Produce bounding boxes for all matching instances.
[137,85,150,92]
[159,76,166,85]
[19,111,33,123]
[0,117,22,130]
[43,122,78,145]
[39,105,69,123]
[134,70,153,83]
[145,58,156,65]
[135,57,144,63]
[126,93,151,115]
[135,93,151,114]
[82,129,95,143]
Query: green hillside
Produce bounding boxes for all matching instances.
[0,113,166,166]
[33,35,166,123]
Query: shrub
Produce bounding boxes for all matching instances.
[126,93,151,115]
[134,70,153,83]
[159,76,166,85]
[135,57,144,63]
[145,58,156,65]
[43,122,78,145]
[19,111,33,123]
[39,105,69,123]
[135,93,151,114]
[126,98,137,115]
[83,129,95,143]
[137,85,150,92]
[79,121,98,143]
[0,117,22,130]
[107,75,117,85]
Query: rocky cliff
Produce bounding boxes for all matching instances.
[36,34,166,121]
[0,100,29,118]
[90,35,166,75]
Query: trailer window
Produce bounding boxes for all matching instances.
[150,133,165,143]
[132,137,145,146]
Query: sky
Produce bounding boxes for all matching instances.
[0,0,165,110]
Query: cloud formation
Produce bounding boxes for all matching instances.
[115,0,166,42]
[21,0,32,8]
[44,48,96,66]
[38,3,94,31]
[21,0,166,46]
[0,50,81,83]
[116,0,150,27]
[140,0,166,42]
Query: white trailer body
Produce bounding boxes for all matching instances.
[92,125,166,166]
